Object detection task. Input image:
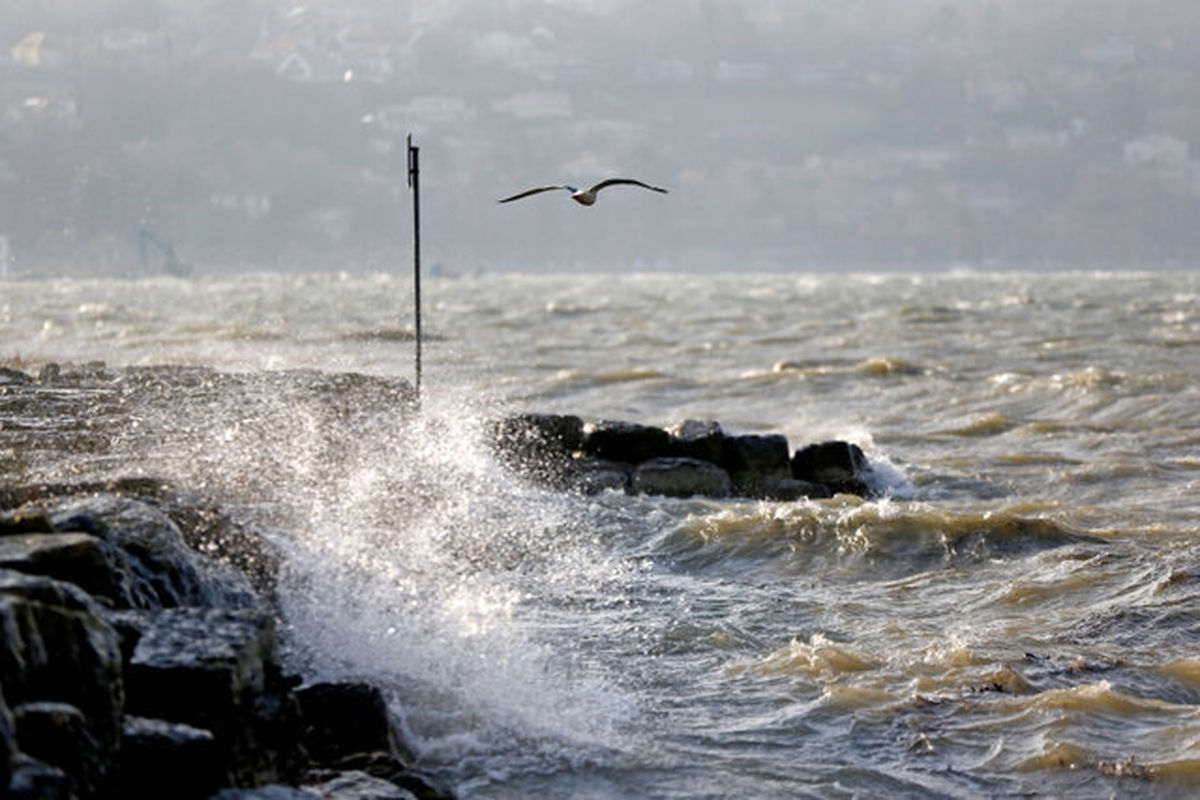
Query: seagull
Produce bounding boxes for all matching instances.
[498,178,668,206]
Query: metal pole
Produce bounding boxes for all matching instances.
[407,133,421,402]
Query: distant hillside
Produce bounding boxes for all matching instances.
[2,0,1198,273]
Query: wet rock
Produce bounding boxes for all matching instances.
[0,532,132,606]
[163,493,281,605]
[307,770,418,800]
[209,787,321,800]
[125,607,303,787]
[0,685,16,792]
[12,701,104,799]
[119,715,220,800]
[563,457,631,494]
[720,434,791,496]
[326,753,454,800]
[0,367,33,386]
[295,681,410,766]
[667,419,726,463]
[489,414,584,487]
[47,494,253,609]
[791,441,870,496]
[490,414,584,462]
[633,457,732,498]
[0,569,123,798]
[490,413,879,501]
[7,753,73,799]
[102,608,153,665]
[0,509,54,536]
[582,420,671,464]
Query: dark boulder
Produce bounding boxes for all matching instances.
[791,441,871,496]
[562,457,631,495]
[490,414,583,462]
[0,684,16,793]
[633,458,732,498]
[0,367,33,386]
[295,681,410,767]
[666,419,726,463]
[7,754,73,799]
[0,532,132,607]
[720,434,791,496]
[489,414,584,487]
[46,495,251,609]
[0,570,123,798]
[125,607,303,787]
[102,608,153,666]
[119,716,220,800]
[209,787,321,800]
[12,701,105,800]
[582,420,671,464]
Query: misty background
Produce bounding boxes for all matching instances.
[3,0,1199,275]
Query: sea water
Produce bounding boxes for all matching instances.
[2,269,1199,798]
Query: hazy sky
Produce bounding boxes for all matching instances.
[3,0,1199,273]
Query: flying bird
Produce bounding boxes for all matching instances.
[498,178,668,206]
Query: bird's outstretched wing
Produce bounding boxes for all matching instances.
[497,185,568,203]
[588,178,669,195]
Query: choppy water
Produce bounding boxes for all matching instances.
[3,270,1200,798]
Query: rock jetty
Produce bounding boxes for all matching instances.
[1,363,443,799]
[0,487,450,800]
[489,413,875,500]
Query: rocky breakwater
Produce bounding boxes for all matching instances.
[490,414,876,500]
[0,365,446,800]
[0,489,449,800]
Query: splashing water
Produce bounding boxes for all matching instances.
[207,387,642,780]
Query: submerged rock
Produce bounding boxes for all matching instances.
[633,457,732,498]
